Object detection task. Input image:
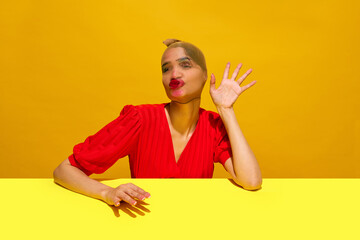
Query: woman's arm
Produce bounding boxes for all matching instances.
[210,62,262,190]
[53,159,112,201]
[53,159,150,206]
[217,107,262,190]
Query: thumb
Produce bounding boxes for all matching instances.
[209,73,216,93]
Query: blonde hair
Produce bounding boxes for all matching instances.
[162,38,207,76]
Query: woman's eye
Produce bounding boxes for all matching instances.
[181,62,191,68]
[162,62,190,73]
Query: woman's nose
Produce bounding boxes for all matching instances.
[171,66,182,78]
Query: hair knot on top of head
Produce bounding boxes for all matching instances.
[163,38,182,47]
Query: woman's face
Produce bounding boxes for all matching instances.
[161,47,207,104]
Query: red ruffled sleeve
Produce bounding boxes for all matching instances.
[213,117,233,166]
[68,105,142,176]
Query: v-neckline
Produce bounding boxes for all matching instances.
[162,103,201,165]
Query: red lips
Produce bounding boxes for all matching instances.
[169,79,185,89]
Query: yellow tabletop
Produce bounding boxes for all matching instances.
[1,178,359,240]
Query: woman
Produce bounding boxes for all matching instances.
[53,38,262,207]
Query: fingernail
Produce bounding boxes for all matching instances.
[133,201,137,205]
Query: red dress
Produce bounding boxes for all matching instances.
[68,103,233,178]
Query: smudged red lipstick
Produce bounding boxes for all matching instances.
[169,79,185,89]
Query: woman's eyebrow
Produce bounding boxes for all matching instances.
[162,57,191,68]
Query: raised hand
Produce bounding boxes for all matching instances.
[210,62,256,109]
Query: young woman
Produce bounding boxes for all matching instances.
[53,38,262,207]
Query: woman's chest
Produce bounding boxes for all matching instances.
[133,119,215,177]
[171,131,194,163]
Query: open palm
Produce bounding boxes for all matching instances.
[210,62,256,108]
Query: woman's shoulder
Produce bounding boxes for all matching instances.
[122,102,166,110]
[200,107,221,121]
[124,103,166,112]
[199,107,225,131]
[120,103,167,119]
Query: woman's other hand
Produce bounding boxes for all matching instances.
[210,62,256,109]
[101,183,151,207]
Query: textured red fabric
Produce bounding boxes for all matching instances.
[68,103,233,178]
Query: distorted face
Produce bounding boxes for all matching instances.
[161,47,207,104]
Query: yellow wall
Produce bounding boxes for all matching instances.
[1,0,359,178]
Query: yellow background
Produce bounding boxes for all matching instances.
[1,0,359,178]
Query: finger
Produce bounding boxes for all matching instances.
[240,80,256,93]
[114,200,121,207]
[128,183,151,198]
[237,68,253,85]
[222,62,230,80]
[112,193,124,206]
[231,63,243,81]
[118,191,137,206]
[125,188,147,201]
[209,73,216,93]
